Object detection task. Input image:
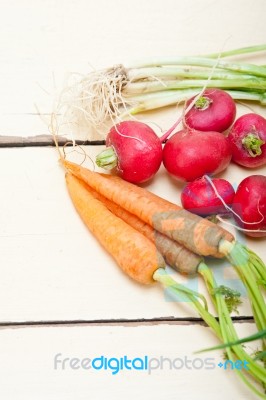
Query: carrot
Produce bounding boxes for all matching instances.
[65,171,216,323]
[65,172,165,284]
[65,172,223,339]
[63,159,266,334]
[76,176,202,275]
[63,159,234,257]
[63,164,266,398]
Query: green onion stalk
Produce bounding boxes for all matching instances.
[126,89,266,115]
[55,44,266,137]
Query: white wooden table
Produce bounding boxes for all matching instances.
[0,1,265,399]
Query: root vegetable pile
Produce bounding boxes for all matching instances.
[52,43,266,399]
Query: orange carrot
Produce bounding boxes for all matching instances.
[63,160,234,258]
[65,172,165,284]
[77,176,202,275]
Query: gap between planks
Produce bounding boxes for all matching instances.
[0,135,105,147]
[0,316,254,330]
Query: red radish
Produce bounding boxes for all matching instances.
[96,121,163,183]
[181,177,235,216]
[162,129,232,182]
[228,113,266,168]
[232,175,266,237]
[184,89,236,133]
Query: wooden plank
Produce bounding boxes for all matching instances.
[0,322,262,400]
[0,0,266,137]
[0,147,264,323]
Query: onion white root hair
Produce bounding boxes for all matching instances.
[53,65,134,140]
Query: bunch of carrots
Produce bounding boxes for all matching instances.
[56,146,266,398]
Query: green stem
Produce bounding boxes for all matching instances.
[153,268,222,339]
[219,241,266,332]
[95,146,118,170]
[219,286,266,381]
[124,78,266,95]
[215,289,266,398]
[199,264,266,387]
[125,89,200,114]
[127,66,258,82]
[200,44,266,59]
[197,330,266,353]
[242,133,265,157]
[154,263,266,396]
[246,249,266,288]
[234,263,265,332]
[194,95,212,110]
[128,57,266,78]
[125,89,266,115]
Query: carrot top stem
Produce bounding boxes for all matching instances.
[215,290,266,399]
[153,268,222,339]
[156,264,266,396]
[219,240,266,283]
[198,264,266,394]
[219,240,266,332]
[196,330,266,354]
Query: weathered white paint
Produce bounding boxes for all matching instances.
[0,0,265,136]
[0,323,262,400]
[0,1,265,398]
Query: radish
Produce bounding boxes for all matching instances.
[181,177,235,216]
[232,175,266,237]
[96,121,163,184]
[227,113,266,168]
[95,88,233,184]
[162,129,232,182]
[183,89,236,133]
